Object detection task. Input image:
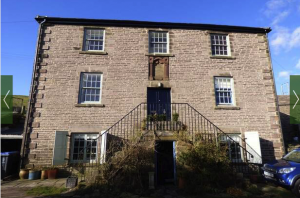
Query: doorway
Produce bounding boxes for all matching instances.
[155,141,176,186]
[147,88,171,120]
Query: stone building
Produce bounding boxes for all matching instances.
[278,95,300,148]
[21,16,284,180]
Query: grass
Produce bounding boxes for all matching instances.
[259,183,297,198]
[13,95,28,109]
[26,186,67,196]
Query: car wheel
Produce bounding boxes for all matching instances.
[292,179,300,197]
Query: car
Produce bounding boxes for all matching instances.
[262,148,300,197]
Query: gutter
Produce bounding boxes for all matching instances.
[20,17,47,168]
[35,16,271,34]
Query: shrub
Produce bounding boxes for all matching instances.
[226,187,245,197]
[99,142,155,192]
[247,184,263,196]
[172,113,179,122]
[177,141,235,194]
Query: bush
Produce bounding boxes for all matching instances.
[100,142,155,192]
[226,187,245,197]
[177,141,235,194]
[247,184,263,196]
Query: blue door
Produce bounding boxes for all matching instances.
[147,88,171,120]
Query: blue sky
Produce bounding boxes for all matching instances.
[1,0,300,95]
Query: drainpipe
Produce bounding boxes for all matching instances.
[20,17,47,168]
[266,31,286,156]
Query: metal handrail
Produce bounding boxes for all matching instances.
[86,102,262,166]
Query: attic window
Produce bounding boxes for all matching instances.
[83,29,105,51]
[149,31,169,54]
[210,34,230,56]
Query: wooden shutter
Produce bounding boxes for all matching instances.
[100,131,107,164]
[245,131,262,164]
[52,131,68,165]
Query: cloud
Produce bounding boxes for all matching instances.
[270,26,300,52]
[290,27,300,48]
[296,59,300,69]
[263,0,295,16]
[264,0,287,16]
[279,71,291,79]
[271,11,290,25]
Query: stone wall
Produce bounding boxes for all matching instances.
[26,23,284,166]
[278,95,300,144]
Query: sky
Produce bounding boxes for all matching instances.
[1,0,300,95]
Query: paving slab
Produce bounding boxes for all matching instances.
[1,178,67,198]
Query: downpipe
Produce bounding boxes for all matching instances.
[20,17,46,168]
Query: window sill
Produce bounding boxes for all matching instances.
[75,104,105,107]
[79,51,108,55]
[210,56,236,60]
[214,106,240,110]
[146,53,175,57]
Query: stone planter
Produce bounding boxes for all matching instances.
[66,176,78,188]
[19,169,29,179]
[28,170,41,180]
[48,169,58,179]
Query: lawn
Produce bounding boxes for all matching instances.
[26,186,67,197]
[13,95,28,109]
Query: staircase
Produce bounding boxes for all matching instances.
[88,103,262,175]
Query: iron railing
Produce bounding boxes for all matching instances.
[71,103,262,175]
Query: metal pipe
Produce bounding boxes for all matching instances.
[20,17,47,168]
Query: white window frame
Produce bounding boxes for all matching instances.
[149,31,169,54]
[214,77,235,106]
[71,133,99,163]
[220,134,243,163]
[83,29,105,52]
[210,34,231,56]
[79,73,103,104]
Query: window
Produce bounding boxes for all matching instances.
[79,73,102,104]
[220,134,242,162]
[71,134,98,162]
[210,34,230,56]
[214,77,234,105]
[83,29,105,51]
[149,31,168,54]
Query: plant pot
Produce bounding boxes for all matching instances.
[48,169,58,179]
[41,170,48,179]
[28,170,41,180]
[19,169,29,179]
[178,177,185,189]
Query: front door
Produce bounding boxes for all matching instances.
[147,88,171,119]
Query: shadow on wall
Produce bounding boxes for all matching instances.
[260,138,276,163]
[280,112,300,144]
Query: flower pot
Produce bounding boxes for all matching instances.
[178,177,185,189]
[19,169,29,179]
[48,169,58,179]
[28,170,41,180]
[41,170,48,179]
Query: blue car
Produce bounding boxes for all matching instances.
[262,148,300,197]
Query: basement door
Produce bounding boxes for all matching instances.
[147,88,171,119]
[155,141,176,186]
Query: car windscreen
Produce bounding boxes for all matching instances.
[283,150,300,163]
